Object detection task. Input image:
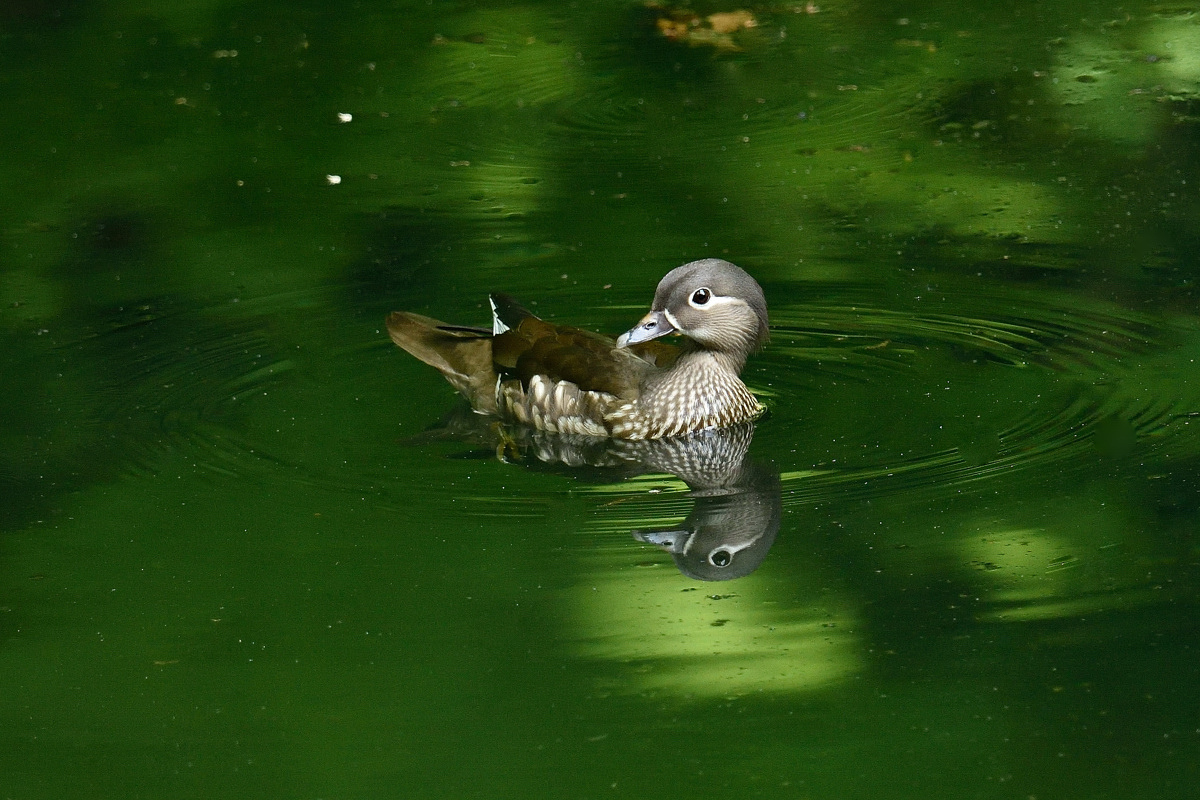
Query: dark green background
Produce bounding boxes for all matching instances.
[2,1,1198,797]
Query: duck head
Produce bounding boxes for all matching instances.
[616,259,769,362]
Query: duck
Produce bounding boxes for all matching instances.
[386,258,768,440]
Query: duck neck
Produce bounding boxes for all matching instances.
[697,346,748,375]
[637,346,758,437]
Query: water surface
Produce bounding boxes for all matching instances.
[2,1,1199,797]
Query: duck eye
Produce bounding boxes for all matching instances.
[690,288,711,306]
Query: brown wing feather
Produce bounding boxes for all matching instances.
[494,315,665,400]
[389,297,682,415]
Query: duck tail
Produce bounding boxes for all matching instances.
[386,312,498,414]
[488,292,536,335]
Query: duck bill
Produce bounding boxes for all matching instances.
[616,310,675,348]
[632,527,693,554]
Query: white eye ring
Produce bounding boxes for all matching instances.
[689,287,712,307]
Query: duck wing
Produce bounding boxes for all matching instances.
[489,292,678,400]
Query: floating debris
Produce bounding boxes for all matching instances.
[649,3,758,51]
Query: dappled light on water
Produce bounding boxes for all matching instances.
[568,550,862,698]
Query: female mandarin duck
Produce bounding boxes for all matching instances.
[386,258,768,440]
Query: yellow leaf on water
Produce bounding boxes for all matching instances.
[707,10,756,34]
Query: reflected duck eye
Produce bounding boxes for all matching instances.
[691,288,711,306]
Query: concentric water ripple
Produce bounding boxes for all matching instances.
[71,306,296,481]
[770,289,1161,371]
[572,283,1196,522]
[57,275,1198,522]
[756,287,1196,504]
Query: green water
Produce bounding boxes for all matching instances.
[3,1,1200,797]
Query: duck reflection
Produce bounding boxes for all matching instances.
[413,413,781,580]
[628,440,780,581]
